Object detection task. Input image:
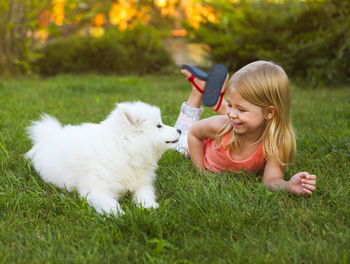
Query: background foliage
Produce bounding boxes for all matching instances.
[0,0,50,73]
[1,0,350,86]
[34,24,174,76]
[0,0,175,75]
[192,0,350,86]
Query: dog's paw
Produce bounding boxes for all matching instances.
[147,201,159,209]
[108,207,125,216]
[137,200,159,209]
[96,206,125,216]
[86,191,125,216]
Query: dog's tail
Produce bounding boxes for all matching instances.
[26,114,62,146]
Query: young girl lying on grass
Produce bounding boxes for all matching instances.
[174,61,317,195]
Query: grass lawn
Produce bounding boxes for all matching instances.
[0,74,349,263]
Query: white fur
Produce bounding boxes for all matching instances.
[25,101,181,215]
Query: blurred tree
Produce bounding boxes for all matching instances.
[192,0,350,86]
[0,0,218,74]
[0,0,50,73]
[44,0,175,38]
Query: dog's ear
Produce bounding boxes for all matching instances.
[124,112,133,124]
[118,104,145,127]
[124,112,145,127]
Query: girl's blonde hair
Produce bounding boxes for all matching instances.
[217,60,296,166]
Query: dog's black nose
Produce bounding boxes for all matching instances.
[176,129,181,135]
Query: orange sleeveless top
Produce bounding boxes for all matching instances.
[203,132,265,173]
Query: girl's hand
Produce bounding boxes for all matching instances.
[288,172,317,195]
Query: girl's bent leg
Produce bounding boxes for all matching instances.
[175,102,202,155]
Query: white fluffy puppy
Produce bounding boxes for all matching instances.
[25,101,181,215]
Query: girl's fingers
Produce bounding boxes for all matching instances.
[298,172,317,180]
[302,183,316,191]
[301,179,316,186]
[304,189,312,195]
[306,174,317,180]
[303,188,313,195]
[298,172,310,178]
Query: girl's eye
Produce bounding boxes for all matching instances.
[157,124,162,128]
[239,109,246,112]
[227,104,232,108]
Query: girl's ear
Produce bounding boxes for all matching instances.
[265,106,276,120]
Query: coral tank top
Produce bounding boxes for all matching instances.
[203,132,265,173]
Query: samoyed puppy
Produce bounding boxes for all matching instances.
[25,101,181,215]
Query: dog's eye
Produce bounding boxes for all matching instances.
[157,124,162,128]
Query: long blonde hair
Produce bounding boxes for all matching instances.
[217,60,296,166]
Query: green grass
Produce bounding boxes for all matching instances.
[0,74,349,263]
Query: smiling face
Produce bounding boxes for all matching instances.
[221,60,295,165]
[226,88,267,140]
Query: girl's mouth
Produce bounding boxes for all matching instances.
[232,122,243,128]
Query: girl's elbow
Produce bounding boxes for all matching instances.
[262,177,272,187]
[188,126,196,136]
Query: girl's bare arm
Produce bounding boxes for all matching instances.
[187,115,228,170]
[263,160,317,195]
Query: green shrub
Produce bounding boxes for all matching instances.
[192,0,350,86]
[34,25,174,76]
[112,25,174,74]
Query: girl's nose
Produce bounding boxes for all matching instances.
[227,109,238,119]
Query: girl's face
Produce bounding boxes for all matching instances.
[226,88,267,139]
